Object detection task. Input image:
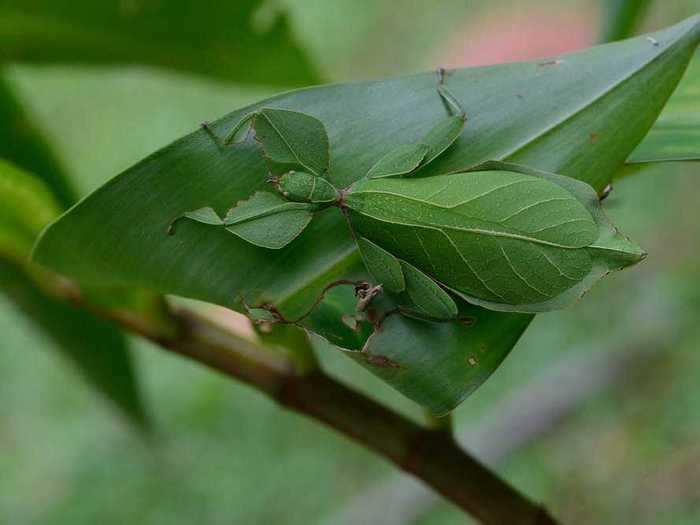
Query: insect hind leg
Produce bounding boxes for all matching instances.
[201,121,225,148]
[435,67,466,119]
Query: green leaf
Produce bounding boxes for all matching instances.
[367,143,430,179]
[0,0,319,86]
[0,75,76,207]
[301,284,531,415]
[33,17,700,412]
[599,0,653,43]
[357,307,531,416]
[346,163,644,313]
[627,54,700,163]
[0,260,148,427]
[0,159,61,260]
[252,109,330,176]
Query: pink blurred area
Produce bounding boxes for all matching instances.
[438,4,599,67]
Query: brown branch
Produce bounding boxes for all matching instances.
[121,306,558,525]
[327,341,666,525]
[42,275,559,525]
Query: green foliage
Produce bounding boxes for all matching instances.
[0,0,318,86]
[628,54,700,163]
[0,76,76,206]
[32,16,700,412]
[0,159,60,260]
[0,78,147,427]
[0,260,147,426]
[600,0,653,43]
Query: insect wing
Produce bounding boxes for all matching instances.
[255,108,330,177]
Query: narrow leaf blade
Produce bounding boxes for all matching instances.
[366,143,429,179]
[0,159,60,260]
[627,54,700,163]
[0,1,319,86]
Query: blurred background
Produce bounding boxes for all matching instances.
[1,0,699,523]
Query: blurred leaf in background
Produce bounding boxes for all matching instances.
[0,77,76,206]
[0,57,149,426]
[0,156,148,426]
[0,260,148,428]
[629,54,700,163]
[0,0,319,86]
[600,0,653,42]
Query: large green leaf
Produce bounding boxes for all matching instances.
[627,54,700,163]
[33,17,700,412]
[0,0,318,86]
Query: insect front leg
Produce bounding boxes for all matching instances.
[365,68,467,180]
[436,67,466,119]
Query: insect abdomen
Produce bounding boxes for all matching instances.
[345,170,597,306]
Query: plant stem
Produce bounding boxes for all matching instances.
[116,304,558,525]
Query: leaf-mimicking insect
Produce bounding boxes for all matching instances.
[169,70,646,322]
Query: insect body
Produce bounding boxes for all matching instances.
[171,72,645,320]
[345,167,644,314]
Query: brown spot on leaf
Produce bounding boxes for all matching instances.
[459,316,477,327]
[365,354,401,369]
[590,132,598,143]
[466,354,479,367]
[538,59,562,67]
[479,344,488,354]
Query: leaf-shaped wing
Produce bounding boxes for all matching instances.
[356,237,405,293]
[223,191,315,249]
[345,166,644,312]
[421,115,466,166]
[399,260,458,320]
[253,108,329,177]
[366,143,430,179]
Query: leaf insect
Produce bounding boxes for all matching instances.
[169,70,646,321]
